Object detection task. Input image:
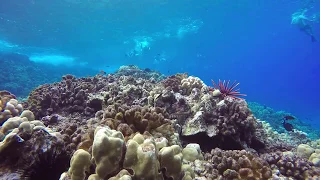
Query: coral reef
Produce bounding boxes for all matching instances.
[26,74,108,119]
[180,97,258,150]
[26,66,164,120]
[248,102,320,139]
[0,66,320,179]
[204,148,272,179]
[261,151,320,179]
[256,120,310,151]
[114,65,166,82]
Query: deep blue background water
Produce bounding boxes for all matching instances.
[0,0,319,127]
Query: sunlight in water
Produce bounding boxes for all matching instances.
[0,40,18,51]
[29,55,76,66]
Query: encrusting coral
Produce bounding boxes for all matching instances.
[0,66,320,179]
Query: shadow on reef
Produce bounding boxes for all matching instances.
[180,132,265,152]
[181,132,243,151]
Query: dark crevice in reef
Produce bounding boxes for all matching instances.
[180,133,244,152]
[0,131,71,180]
[88,98,103,112]
[0,141,24,170]
[250,137,266,151]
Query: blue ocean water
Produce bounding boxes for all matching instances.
[0,0,319,128]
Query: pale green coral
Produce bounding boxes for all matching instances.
[182,143,203,162]
[297,144,315,159]
[68,149,91,180]
[92,126,125,179]
[158,145,183,180]
[123,133,163,179]
[0,131,24,153]
[108,169,132,180]
[309,152,320,167]
[181,164,195,180]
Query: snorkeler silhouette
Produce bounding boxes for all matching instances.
[291,8,317,42]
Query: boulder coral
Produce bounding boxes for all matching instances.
[92,126,125,179]
[158,145,183,180]
[68,149,91,180]
[0,90,16,112]
[309,151,320,167]
[108,169,132,180]
[297,143,315,159]
[123,133,163,179]
[0,93,23,125]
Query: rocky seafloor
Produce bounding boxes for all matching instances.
[0,65,320,180]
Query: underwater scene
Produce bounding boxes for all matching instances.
[0,0,320,179]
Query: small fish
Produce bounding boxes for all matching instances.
[283,120,294,131]
[284,115,295,120]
